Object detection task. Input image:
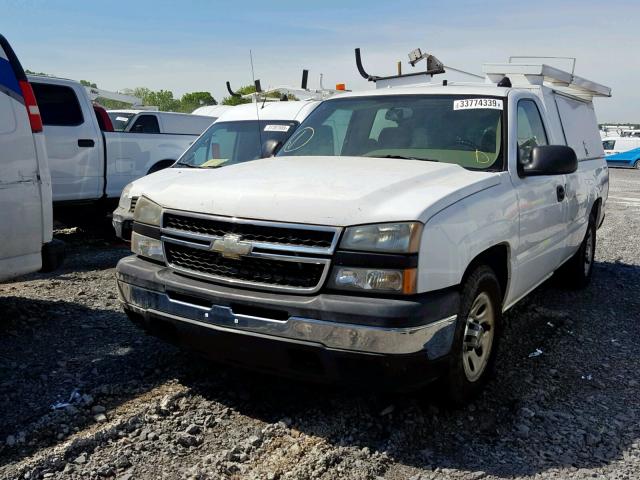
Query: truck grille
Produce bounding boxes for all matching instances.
[164,212,335,249]
[129,197,139,213]
[161,211,340,293]
[165,243,325,289]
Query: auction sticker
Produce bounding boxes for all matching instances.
[264,124,290,132]
[453,98,503,110]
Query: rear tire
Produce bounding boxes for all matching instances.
[443,265,502,406]
[560,214,596,289]
[634,159,640,169]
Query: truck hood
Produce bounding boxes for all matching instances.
[142,156,502,226]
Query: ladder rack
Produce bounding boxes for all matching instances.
[482,63,611,100]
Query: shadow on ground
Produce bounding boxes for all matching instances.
[172,259,640,477]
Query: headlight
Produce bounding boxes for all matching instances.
[340,222,422,253]
[134,196,162,226]
[118,183,134,210]
[329,267,417,294]
[131,232,164,262]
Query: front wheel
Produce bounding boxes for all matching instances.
[634,159,640,169]
[443,265,502,405]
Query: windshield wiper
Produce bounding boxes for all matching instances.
[174,163,199,168]
[369,154,439,162]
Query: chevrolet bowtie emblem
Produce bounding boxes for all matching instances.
[211,234,253,260]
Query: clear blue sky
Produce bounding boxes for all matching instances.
[3,0,638,121]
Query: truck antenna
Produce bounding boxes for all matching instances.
[249,49,263,148]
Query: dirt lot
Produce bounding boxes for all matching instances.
[1,168,639,480]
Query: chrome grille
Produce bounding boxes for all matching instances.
[161,210,340,293]
[164,212,335,249]
[165,243,325,289]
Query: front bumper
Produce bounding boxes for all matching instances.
[116,255,459,386]
[112,208,133,241]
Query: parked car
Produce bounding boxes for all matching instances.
[107,109,215,134]
[0,35,64,281]
[112,100,320,240]
[27,75,215,210]
[116,54,610,403]
[603,136,640,168]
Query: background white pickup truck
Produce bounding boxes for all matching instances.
[28,76,216,207]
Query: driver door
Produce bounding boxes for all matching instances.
[510,96,567,300]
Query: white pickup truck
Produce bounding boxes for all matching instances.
[116,53,610,403]
[27,76,215,209]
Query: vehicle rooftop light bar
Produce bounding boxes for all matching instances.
[482,62,611,99]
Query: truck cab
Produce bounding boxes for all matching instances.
[0,35,63,281]
[116,52,610,403]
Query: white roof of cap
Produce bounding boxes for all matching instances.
[324,83,512,100]
[214,100,320,122]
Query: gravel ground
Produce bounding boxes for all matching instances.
[1,168,638,480]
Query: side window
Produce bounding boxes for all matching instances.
[31,83,84,126]
[602,140,615,150]
[517,99,548,162]
[130,115,160,134]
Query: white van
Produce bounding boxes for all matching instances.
[108,110,215,134]
[112,100,319,240]
[0,35,63,281]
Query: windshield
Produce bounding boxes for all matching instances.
[277,95,504,170]
[176,120,299,168]
[108,112,136,131]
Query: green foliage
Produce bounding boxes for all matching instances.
[25,69,51,77]
[179,91,217,113]
[24,71,219,112]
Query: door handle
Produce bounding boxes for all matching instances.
[78,139,95,148]
[556,185,566,202]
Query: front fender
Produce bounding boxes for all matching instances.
[417,179,518,294]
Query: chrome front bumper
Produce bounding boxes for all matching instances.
[117,280,457,359]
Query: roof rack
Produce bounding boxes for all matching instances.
[482,62,611,100]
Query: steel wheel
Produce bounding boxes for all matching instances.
[584,226,594,276]
[462,292,495,383]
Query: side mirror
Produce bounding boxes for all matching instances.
[261,139,282,158]
[522,145,578,176]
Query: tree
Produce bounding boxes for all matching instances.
[79,80,97,88]
[179,91,217,113]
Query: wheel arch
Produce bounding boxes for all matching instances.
[460,243,511,304]
[147,159,176,175]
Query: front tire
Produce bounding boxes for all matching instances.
[443,265,502,405]
[634,159,640,169]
